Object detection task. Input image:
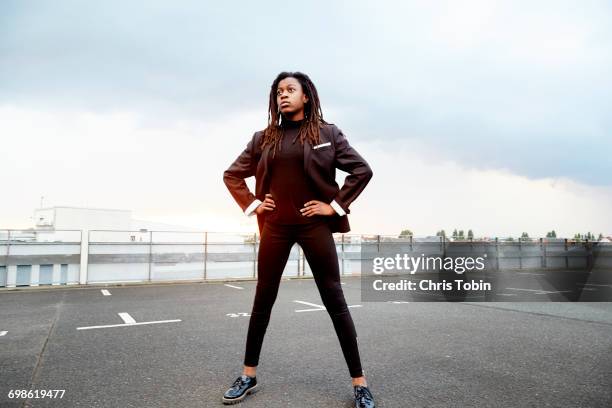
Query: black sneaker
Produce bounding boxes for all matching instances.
[222,374,259,405]
[354,385,376,408]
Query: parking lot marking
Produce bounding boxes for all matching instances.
[224,284,244,290]
[505,287,573,294]
[0,331,7,336]
[293,300,362,313]
[101,289,111,296]
[387,301,410,304]
[118,313,136,324]
[76,319,181,331]
[294,300,324,309]
[578,283,612,287]
[516,272,546,276]
[226,312,250,318]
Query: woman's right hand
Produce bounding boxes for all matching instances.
[255,193,276,215]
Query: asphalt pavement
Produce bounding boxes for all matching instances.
[1,276,611,407]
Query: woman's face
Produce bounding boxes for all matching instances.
[276,77,308,116]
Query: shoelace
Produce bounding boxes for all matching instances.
[355,387,373,406]
[231,377,247,391]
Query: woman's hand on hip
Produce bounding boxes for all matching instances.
[300,200,335,217]
[255,193,276,215]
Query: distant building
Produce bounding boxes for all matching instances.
[31,206,200,242]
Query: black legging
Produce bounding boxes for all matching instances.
[243,218,364,378]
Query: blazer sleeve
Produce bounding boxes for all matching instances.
[330,125,373,215]
[223,132,262,217]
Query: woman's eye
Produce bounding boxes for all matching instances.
[277,88,295,95]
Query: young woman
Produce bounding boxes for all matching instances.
[222,71,375,408]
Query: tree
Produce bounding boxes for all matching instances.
[467,229,474,239]
[546,230,557,238]
[452,229,458,239]
[598,233,604,241]
[399,229,413,237]
[436,230,446,238]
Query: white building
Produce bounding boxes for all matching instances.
[32,206,200,242]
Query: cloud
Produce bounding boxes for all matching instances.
[0,0,611,208]
[1,104,610,238]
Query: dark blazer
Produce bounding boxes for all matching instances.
[223,122,373,235]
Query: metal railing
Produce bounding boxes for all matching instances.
[1,229,610,288]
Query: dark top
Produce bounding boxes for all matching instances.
[265,117,324,225]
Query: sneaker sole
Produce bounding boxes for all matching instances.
[221,383,259,405]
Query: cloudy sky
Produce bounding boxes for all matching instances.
[1,0,611,238]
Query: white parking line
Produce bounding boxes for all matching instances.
[101,289,111,296]
[77,312,181,331]
[118,313,136,324]
[505,287,573,294]
[293,300,362,312]
[226,312,250,318]
[294,300,325,309]
[387,301,410,304]
[578,283,612,287]
[0,331,7,336]
[516,272,546,276]
[76,320,181,331]
[224,284,244,290]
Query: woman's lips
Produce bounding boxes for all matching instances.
[280,102,290,107]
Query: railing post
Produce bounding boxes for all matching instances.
[564,238,569,269]
[518,237,522,269]
[440,236,446,273]
[540,238,546,269]
[495,237,499,271]
[203,231,208,281]
[6,229,11,265]
[5,230,16,287]
[148,231,153,282]
[79,229,89,285]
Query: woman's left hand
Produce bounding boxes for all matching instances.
[300,200,336,217]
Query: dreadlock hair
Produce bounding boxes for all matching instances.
[261,71,328,158]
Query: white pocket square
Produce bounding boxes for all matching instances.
[313,142,331,149]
